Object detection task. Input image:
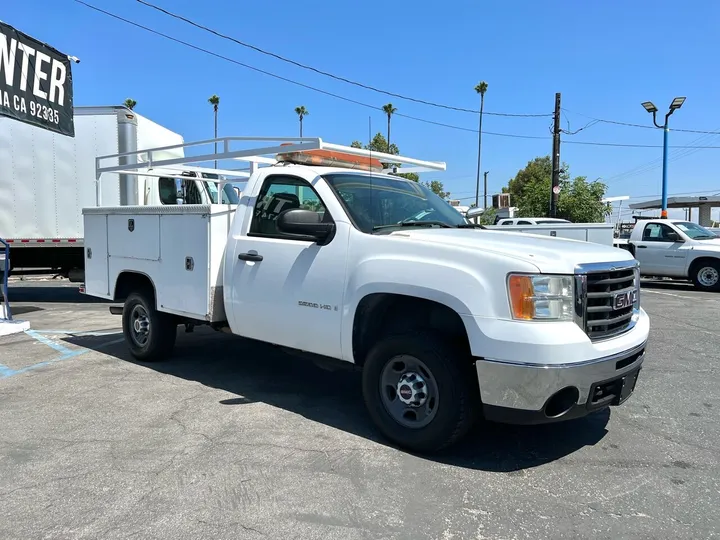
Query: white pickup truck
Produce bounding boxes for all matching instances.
[625,218,720,291]
[81,137,650,453]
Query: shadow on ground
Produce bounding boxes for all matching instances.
[641,279,696,292]
[8,285,112,304]
[64,328,610,472]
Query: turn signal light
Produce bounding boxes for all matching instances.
[508,275,535,320]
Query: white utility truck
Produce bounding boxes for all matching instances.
[625,218,720,291]
[81,137,650,453]
[0,106,240,280]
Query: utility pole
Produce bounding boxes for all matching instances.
[483,171,489,210]
[549,92,561,218]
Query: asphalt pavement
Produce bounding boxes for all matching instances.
[0,277,718,540]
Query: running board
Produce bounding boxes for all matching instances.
[109,306,123,315]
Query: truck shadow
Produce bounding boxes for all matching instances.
[8,284,112,304]
[64,328,610,472]
[641,279,695,292]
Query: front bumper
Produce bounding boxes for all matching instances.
[476,340,646,425]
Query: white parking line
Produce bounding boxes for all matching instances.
[643,289,720,303]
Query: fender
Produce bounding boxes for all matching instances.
[340,254,512,362]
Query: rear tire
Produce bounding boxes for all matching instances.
[122,291,177,361]
[362,333,478,453]
[691,260,720,292]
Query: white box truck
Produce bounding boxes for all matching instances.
[81,136,650,453]
[0,105,240,280]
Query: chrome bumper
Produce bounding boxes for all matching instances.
[476,341,646,424]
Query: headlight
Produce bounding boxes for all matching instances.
[507,274,574,321]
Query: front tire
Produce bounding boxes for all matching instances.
[691,260,720,292]
[122,291,177,361]
[362,333,478,453]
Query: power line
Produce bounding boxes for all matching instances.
[602,126,720,184]
[562,108,720,135]
[65,2,720,152]
[134,0,552,118]
[73,1,556,141]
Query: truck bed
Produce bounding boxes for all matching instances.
[484,222,614,246]
[82,204,235,322]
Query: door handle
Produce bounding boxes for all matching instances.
[637,245,647,249]
[238,252,263,262]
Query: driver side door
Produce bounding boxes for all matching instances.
[634,222,687,276]
[229,173,350,358]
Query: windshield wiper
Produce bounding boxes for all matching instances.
[373,221,453,231]
[455,223,487,229]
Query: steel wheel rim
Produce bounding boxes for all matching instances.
[379,354,439,429]
[698,266,719,287]
[130,305,150,347]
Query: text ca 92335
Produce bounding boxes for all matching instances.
[1,91,60,125]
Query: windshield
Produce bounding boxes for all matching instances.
[323,173,468,233]
[674,221,717,239]
[205,181,240,204]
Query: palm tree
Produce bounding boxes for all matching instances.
[474,81,488,210]
[123,98,136,110]
[295,106,309,137]
[208,94,220,169]
[382,103,397,150]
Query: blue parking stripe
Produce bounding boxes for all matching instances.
[0,330,91,380]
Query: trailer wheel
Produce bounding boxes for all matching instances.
[691,259,720,292]
[362,333,478,453]
[122,291,177,361]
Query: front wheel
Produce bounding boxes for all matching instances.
[362,333,478,453]
[691,260,720,292]
[122,291,177,361]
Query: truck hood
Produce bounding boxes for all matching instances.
[389,228,635,273]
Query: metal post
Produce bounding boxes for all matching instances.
[483,171,489,210]
[661,121,669,219]
[550,92,561,218]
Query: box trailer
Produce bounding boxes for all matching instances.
[0,106,240,280]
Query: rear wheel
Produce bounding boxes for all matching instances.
[362,333,478,453]
[122,291,177,361]
[691,260,720,292]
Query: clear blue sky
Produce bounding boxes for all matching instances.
[4,0,720,220]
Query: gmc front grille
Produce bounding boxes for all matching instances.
[575,262,639,341]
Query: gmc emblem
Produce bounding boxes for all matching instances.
[613,290,637,310]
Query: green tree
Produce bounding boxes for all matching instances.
[294,105,309,136]
[507,156,610,222]
[208,94,220,169]
[352,132,419,182]
[382,103,397,148]
[478,206,497,225]
[423,180,450,199]
[123,98,136,110]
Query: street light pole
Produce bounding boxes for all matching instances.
[641,97,686,219]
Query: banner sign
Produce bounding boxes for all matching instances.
[0,21,75,137]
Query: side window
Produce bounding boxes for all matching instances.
[499,220,512,226]
[249,175,329,237]
[517,220,532,225]
[642,223,675,242]
[159,177,177,205]
[158,177,203,205]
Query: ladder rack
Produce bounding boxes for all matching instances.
[94,136,447,205]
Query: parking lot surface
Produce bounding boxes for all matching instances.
[1,278,719,539]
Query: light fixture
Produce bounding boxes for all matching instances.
[641,101,658,113]
[670,97,686,110]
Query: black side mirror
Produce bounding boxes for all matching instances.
[666,231,681,242]
[277,209,335,243]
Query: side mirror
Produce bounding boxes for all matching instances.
[277,209,335,243]
[667,231,682,242]
[465,207,484,220]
